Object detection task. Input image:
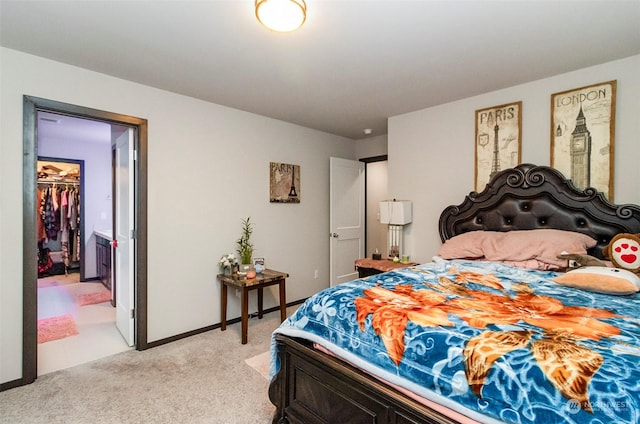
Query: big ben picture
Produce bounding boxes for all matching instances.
[551,81,616,200]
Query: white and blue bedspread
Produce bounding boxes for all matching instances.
[271,258,640,424]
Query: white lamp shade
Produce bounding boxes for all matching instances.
[380,201,412,225]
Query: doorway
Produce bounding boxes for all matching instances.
[361,155,389,257]
[328,155,389,287]
[329,157,365,287]
[22,96,148,385]
[36,157,84,280]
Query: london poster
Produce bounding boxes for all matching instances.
[551,80,616,200]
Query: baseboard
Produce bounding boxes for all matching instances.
[0,377,26,392]
[145,298,307,350]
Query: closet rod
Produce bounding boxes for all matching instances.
[37,180,79,185]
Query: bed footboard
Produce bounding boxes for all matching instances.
[268,334,459,424]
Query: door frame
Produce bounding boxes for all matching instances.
[360,155,388,256]
[22,96,149,385]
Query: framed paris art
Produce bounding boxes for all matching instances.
[269,162,300,203]
[474,101,522,192]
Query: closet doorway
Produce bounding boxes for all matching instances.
[36,157,85,280]
[22,96,148,386]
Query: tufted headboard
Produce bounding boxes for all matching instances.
[439,163,640,259]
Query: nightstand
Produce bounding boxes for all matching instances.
[354,258,418,278]
[218,269,288,344]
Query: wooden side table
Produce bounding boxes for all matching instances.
[217,269,288,344]
[354,258,418,278]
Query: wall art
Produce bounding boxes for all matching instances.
[475,101,522,192]
[551,80,616,200]
[270,162,300,203]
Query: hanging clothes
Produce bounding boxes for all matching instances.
[36,180,81,274]
[37,187,47,242]
[73,189,81,262]
[43,186,59,240]
[68,187,77,231]
[59,187,70,271]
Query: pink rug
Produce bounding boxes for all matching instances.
[78,290,112,306]
[38,314,79,343]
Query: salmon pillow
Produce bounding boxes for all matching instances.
[553,266,640,295]
[438,229,597,268]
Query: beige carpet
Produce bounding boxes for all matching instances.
[245,350,270,380]
[1,307,299,424]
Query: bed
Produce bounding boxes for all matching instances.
[268,163,640,424]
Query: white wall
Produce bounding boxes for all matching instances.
[354,134,387,160]
[389,55,640,263]
[0,47,354,384]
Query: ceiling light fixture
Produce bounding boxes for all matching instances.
[255,0,306,33]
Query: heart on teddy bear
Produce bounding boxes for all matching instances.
[615,243,638,263]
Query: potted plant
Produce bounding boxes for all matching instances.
[236,217,255,277]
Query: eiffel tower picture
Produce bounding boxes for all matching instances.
[475,101,522,192]
[270,162,301,203]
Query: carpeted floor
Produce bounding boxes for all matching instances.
[245,350,270,380]
[1,306,298,423]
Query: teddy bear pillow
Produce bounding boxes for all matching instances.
[605,233,640,275]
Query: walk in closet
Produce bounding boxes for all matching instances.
[37,158,84,278]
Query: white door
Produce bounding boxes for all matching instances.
[330,157,365,287]
[114,129,135,346]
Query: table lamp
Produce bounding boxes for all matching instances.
[379,200,412,258]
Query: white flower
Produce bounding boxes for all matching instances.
[218,253,238,269]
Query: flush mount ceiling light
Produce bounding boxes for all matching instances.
[255,0,306,33]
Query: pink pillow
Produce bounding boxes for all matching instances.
[438,230,497,259]
[438,229,597,267]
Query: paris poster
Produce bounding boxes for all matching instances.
[270,162,300,203]
[475,101,522,192]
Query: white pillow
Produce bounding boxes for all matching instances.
[553,266,640,295]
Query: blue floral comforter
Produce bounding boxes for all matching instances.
[271,258,640,424]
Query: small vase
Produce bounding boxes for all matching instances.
[240,263,256,279]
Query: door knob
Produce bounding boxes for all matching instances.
[331,233,339,238]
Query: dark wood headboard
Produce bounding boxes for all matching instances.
[439,163,640,259]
